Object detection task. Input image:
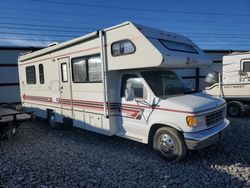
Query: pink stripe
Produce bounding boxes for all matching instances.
[23,95,225,115]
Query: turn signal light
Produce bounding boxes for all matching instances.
[186,116,197,127]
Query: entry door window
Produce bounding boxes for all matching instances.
[61,63,68,82]
[39,64,45,84]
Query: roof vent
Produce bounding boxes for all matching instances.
[48,42,58,47]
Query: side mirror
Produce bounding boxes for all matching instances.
[205,71,219,86]
[125,82,135,101]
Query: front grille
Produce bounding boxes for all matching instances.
[206,109,224,127]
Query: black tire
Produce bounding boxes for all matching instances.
[0,123,19,140]
[227,102,244,117]
[153,127,187,161]
[48,112,62,129]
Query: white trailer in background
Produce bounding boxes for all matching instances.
[205,52,250,117]
[18,21,229,161]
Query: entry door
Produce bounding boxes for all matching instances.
[58,57,73,118]
[120,74,150,140]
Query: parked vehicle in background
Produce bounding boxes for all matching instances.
[18,21,229,161]
[0,104,31,139]
[205,52,250,117]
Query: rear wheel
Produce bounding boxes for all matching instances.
[153,127,187,161]
[48,112,62,129]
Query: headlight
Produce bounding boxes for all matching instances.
[186,115,206,127]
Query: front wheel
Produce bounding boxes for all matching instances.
[153,127,187,161]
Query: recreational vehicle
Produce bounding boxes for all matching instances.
[18,22,229,161]
[205,52,250,117]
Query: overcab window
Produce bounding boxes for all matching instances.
[111,40,135,56]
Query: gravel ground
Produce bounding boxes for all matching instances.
[0,113,250,188]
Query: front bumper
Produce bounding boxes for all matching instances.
[183,119,230,150]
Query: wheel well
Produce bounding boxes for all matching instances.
[148,124,173,146]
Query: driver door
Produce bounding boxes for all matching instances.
[120,74,151,140]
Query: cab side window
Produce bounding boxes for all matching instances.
[121,74,146,99]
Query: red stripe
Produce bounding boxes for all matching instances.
[126,110,140,117]
[59,98,103,104]
[121,103,226,114]
[156,103,226,114]
[121,107,141,113]
[24,95,52,100]
[24,98,59,105]
[24,97,139,119]
[25,97,51,102]
[23,95,225,115]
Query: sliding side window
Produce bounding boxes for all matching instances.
[72,57,87,83]
[71,55,102,83]
[88,56,102,82]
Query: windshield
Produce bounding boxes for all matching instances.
[141,70,194,98]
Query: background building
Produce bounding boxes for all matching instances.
[0,46,41,103]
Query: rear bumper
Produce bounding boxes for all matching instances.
[183,119,230,150]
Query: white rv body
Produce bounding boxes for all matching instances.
[18,22,229,160]
[205,52,250,116]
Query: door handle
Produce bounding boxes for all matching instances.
[61,86,63,89]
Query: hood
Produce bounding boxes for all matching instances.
[157,92,225,114]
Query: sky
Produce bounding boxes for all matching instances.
[0,0,250,50]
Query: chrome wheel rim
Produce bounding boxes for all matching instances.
[159,134,175,155]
